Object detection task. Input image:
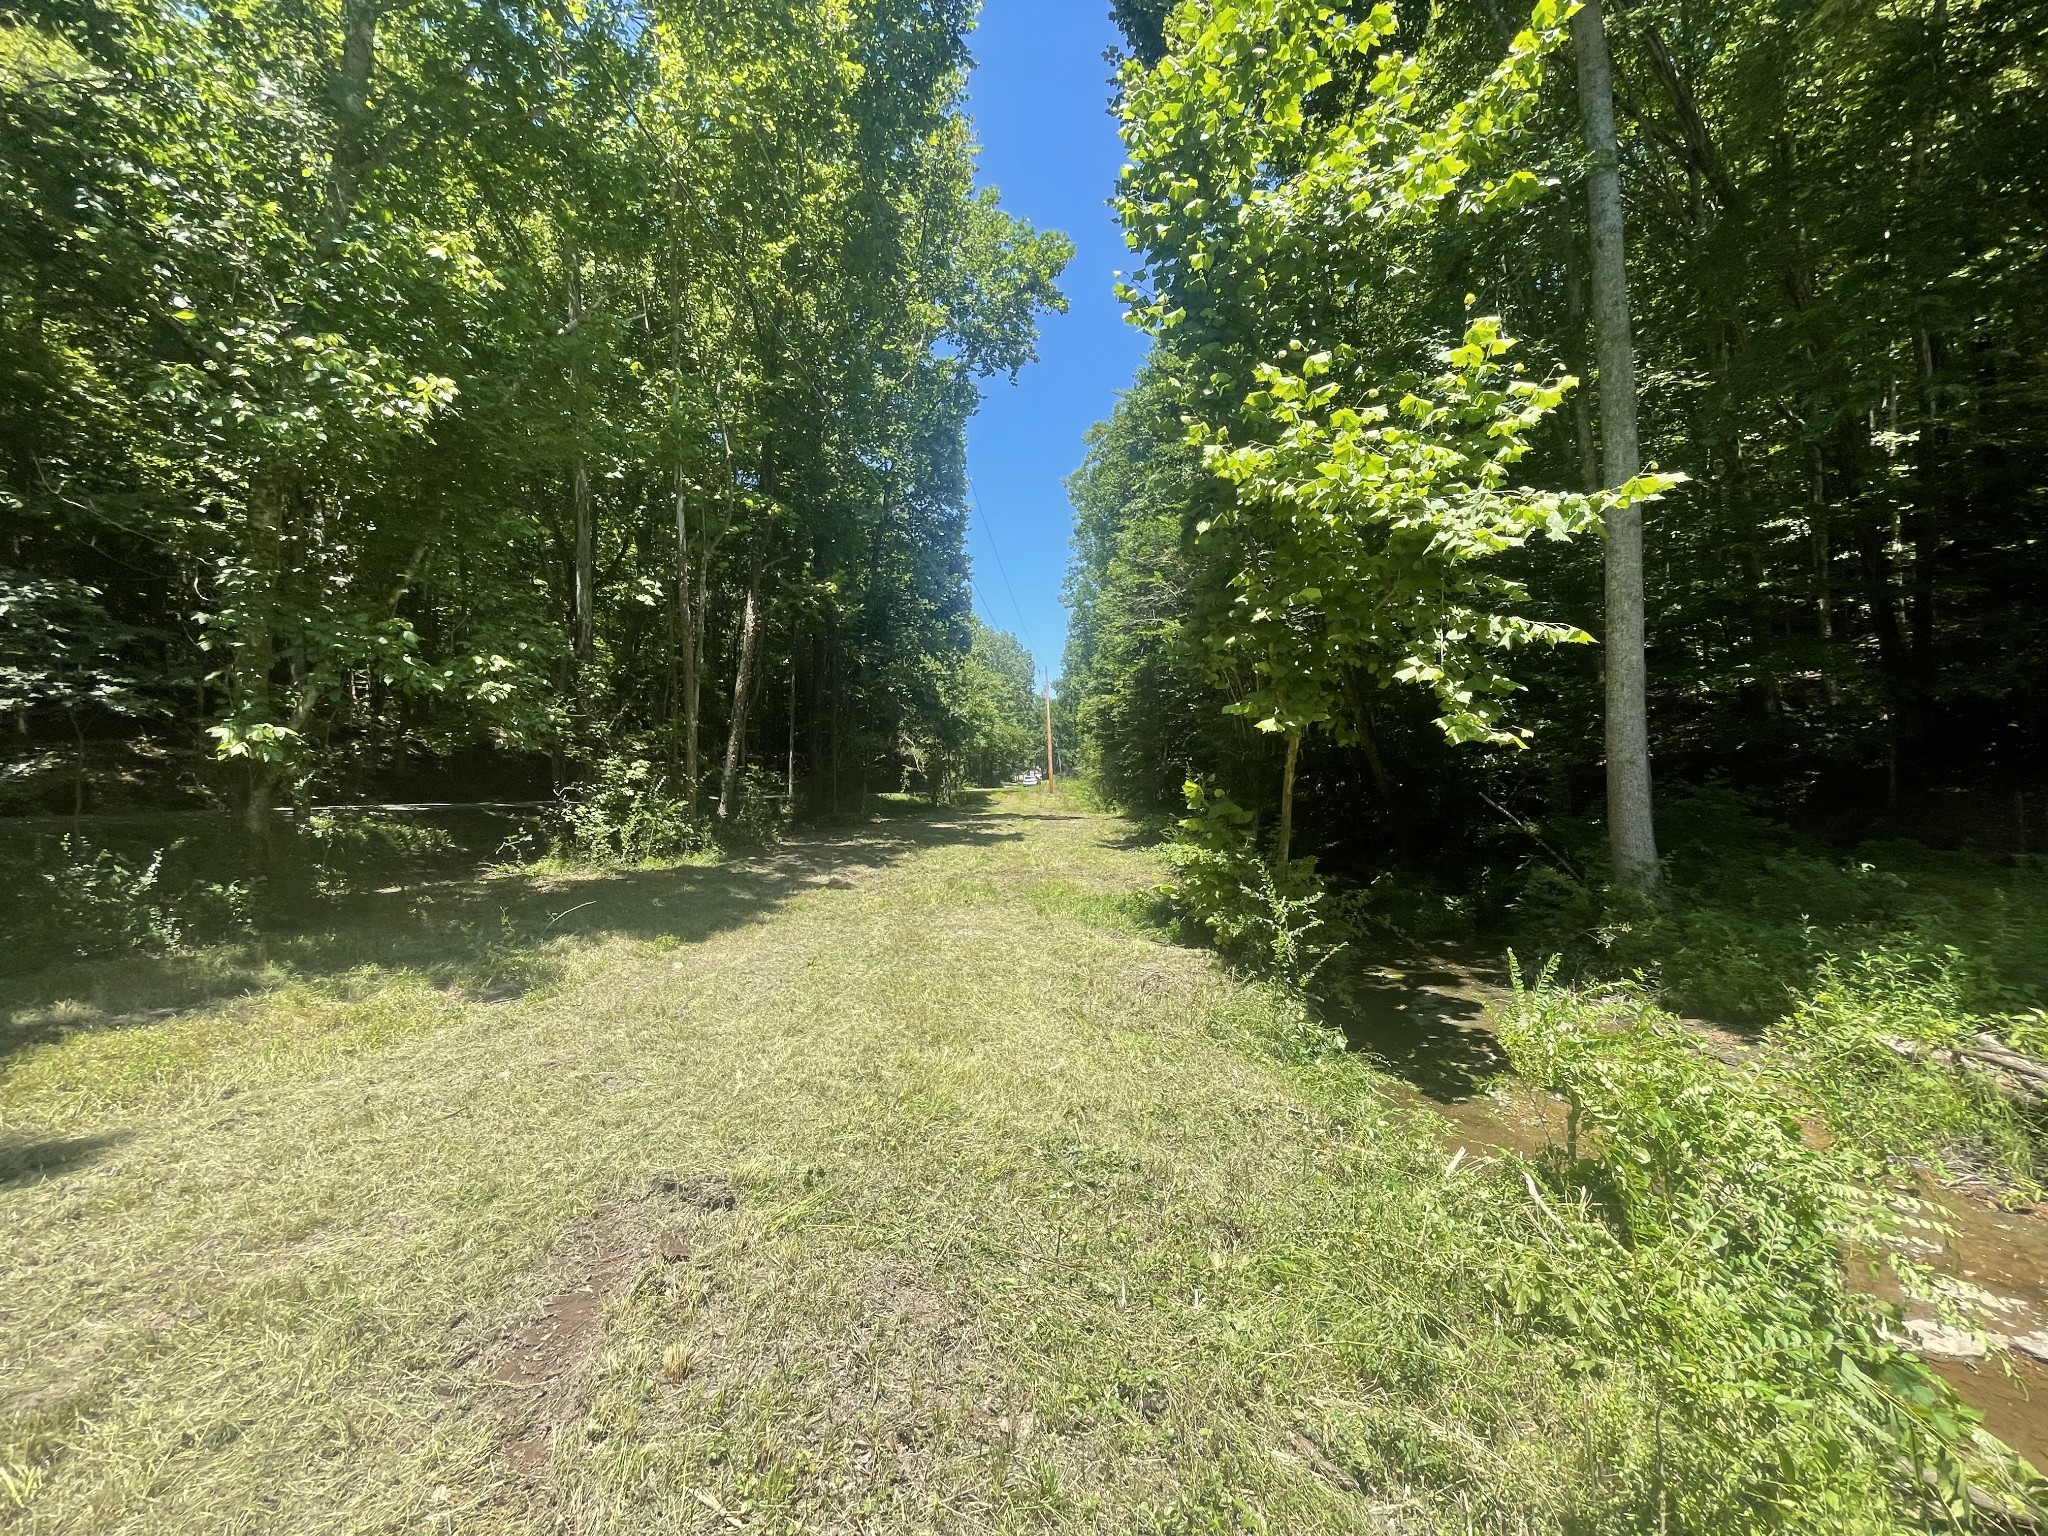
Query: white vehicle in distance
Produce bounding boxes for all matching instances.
[1015,770,1042,786]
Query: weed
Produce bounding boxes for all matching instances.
[718,764,793,851]
[1494,958,2044,1529]
[0,834,253,968]
[1507,789,2048,1028]
[545,751,711,864]
[296,810,456,895]
[1162,780,1343,987]
[1766,946,2046,1194]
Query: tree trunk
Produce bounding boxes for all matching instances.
[675,465,701,805]
[1573,0,1659,892]
[808,621,829,815]
[1639,25,1739,214]
[717,572,762,819]
[572,455,593,666]
[327,0,379,229]
[662,251,702,809]
[1562,222,1601,494]
[1275,728,1301,871]
[68,703,86,817]
[1339,670,1397,805]
[235,483,287,863]
[565,261,595,689]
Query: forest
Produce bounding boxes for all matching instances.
[5,0,2048,1531]
[1067,0,2048,1101]
[1061,0,2048,1522]
[1076,0,2047,864]
[1,0,1062,850]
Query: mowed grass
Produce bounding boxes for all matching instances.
[0,789,1648,1534]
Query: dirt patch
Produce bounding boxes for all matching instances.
[1870,1187,2048,1469]
[648,1169,739,1212]
[610,1241,1018,1521]
[486,1173,739,1479]
[1128,958,1210,1001]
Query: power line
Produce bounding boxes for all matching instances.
[967,579,1003,635]
[968,484,1039,667]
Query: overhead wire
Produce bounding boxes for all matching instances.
[968,483,1043,680]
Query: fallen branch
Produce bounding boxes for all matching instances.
[1969,1033,2048,1093]
[1880,1036,2048,1106]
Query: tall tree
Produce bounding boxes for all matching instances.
[1106,0,1672,869]
[0,0,1069,832]
[1571,0,1660,889]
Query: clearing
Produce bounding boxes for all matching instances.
[2,789,2043,1532]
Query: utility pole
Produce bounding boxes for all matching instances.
[1043,674,1056,792]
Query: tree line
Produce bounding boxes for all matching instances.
[1070,0,2048,875]
[1,0,1065,844]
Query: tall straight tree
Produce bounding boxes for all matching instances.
[1571,0,1659,890]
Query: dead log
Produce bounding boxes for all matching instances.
[1879,1036,2048,1107]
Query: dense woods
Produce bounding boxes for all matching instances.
[1069,0,2048,873]
[5,2,2048,1528]
[1,0,1065,837]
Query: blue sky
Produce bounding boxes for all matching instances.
[963,0,1149,686]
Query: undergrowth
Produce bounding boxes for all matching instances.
[1768,947,2047,1194]
[1215,785,2048,1195]
[1154,782,2048,1525]
[534,753,790,865]
[1160,780,1344,985]
[1494,961,2045,1530]
[0,833,253,970]
[0,752,801,978]
[1487,790,2048,1195]
[1507,788,2048,1027]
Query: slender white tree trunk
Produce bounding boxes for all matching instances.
[572,455,594,663]
[717,574,761,819]
[567,262,595,681]
[1573,0,1659,891]
[675,466,700,803]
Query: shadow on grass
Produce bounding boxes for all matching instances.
[1101,823,1167,852]
[0,1131,129,1186]
[0,804,1023,1062]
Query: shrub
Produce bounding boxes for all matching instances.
[1324,867,1478,948]
[1879,847,2048,1015]
[545,753,709,864]
[1161,780,1341,986]
[1501,790,2048,1028]
[717,764,792,851]
[1494,959,2044,1530]
[1766,946,2046,1195]
[4,834,253,967]
[295,810,456,894]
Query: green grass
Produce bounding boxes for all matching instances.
[0,787,2021,1532]
[0,787,1663,1532]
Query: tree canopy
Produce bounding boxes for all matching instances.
[1,0,1068,831]
[1068,0,2048,869]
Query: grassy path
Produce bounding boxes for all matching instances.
[4,792,1644,1532]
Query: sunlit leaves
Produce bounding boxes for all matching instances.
[1113,2,1658,774]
